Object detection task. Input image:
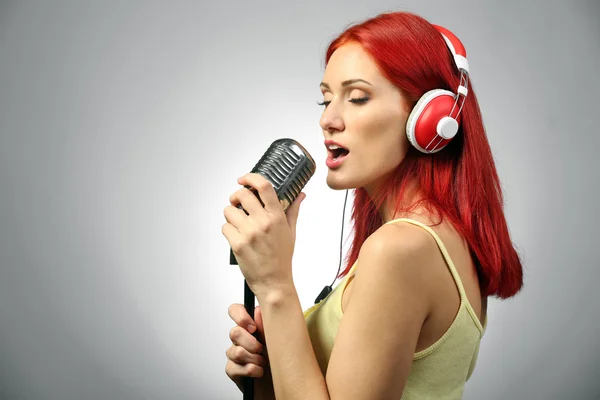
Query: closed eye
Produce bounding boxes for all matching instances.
[317,97,370,107]
[349,97,369,104]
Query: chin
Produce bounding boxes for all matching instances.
[325,174,358,191]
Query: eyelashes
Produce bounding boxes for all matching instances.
[317,97,370,107]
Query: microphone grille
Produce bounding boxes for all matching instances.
[251,138,316,211]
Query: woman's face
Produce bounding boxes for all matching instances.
[319,43,411,196]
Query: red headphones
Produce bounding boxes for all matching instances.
[405,25,470,154]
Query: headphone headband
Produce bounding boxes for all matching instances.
[432,25,469,74]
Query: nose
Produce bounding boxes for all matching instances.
[319,103,345,133]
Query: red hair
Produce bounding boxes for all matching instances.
[327,11,523,298]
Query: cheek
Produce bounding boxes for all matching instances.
[362,111,408,156]
[378,135,406,168]
[346,103,409,169]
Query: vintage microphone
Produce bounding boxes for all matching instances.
[229,138,316,400]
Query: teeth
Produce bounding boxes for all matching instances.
[328,144,342,150]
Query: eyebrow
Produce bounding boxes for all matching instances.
[319,79,373,89]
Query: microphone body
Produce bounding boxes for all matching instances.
[229,138,316,400]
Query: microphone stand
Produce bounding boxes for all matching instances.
[230,248,256,400]
[226,137,316,398]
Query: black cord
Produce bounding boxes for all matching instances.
[332,189,349,287]
[314,189,349,304]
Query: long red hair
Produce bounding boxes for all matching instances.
[327,11,523,298]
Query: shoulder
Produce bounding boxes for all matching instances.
[359,221,440,275]
[347,220,441,313]
[349,220,445,316]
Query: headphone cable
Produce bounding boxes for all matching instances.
[314,189,349,304]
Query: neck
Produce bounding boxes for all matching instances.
[366,178,424,224]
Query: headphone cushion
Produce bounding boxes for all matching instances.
[406,89,459,153]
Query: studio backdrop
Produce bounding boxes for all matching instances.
[0,1,599,399]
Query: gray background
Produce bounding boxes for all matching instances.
[1,1,599,399]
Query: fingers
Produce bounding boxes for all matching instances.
[225,358,265,383]
[228,304,267,358]
[229,325,263,354]
[225,303,270,392]
[225,358,265,393]
[222,204,249,237]
[228,185,265,217]
[224,181,270,242]
[228,304,258,333]
[237,174,280,213]
[226,344,268,367]
[285,191,306,236]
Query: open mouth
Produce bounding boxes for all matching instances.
[329,147,350,159]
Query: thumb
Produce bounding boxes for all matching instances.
[285,192,306,231]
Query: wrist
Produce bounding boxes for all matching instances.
[255,282,297,307]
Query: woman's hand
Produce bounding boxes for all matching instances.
[225,303,275,398]
[222,173,306,298]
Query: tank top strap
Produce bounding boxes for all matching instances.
[383,218,469,305]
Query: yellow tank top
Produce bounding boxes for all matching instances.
[303,218,487,399]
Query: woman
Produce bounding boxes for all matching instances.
[222,11,523,399]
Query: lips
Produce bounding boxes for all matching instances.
[324,140,350,158]
[324,140,350,169]
[326,150,349,169]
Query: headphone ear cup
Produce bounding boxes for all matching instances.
[406,89,459,153]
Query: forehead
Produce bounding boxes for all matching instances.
[322,43,384,86]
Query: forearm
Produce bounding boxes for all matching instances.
[256,284,329,400]
[255,364,276,400]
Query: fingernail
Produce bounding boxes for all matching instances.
[247,324,256,333]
